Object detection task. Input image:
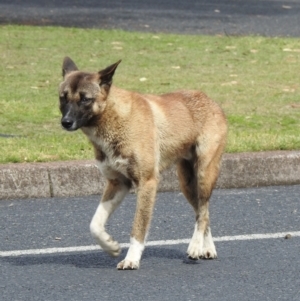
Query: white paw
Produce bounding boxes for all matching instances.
[117,259,140,270]
[117,237,144,269]
[101,237,121,257]
[91,229,121,257]
[201,247,217,259]
[187,234,218,259]
[187,241,203,260]
[201,229,217,259]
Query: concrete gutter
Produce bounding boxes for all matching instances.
[0,151,300,200]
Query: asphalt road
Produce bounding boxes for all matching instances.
[0,0,300,36]
[1,185,300,301]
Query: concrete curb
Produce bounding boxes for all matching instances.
[1,151,300,200]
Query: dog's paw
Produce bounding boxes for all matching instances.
[104,240,121,257]
[201,234,217,259]
[187,242,202,260]
[117,259,140,270]
[200,248,217,259]
[92,232,121,257]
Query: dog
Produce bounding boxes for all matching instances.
[59,57,227,270]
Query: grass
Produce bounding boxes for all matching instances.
[0,25,300,163]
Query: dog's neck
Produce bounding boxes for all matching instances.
[81,86,132,147]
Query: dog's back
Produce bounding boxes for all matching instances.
[103,86,227,172]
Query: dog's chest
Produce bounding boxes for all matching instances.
[92,137,129,180]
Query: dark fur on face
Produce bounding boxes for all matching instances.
[59,57,121,131]
[59,93,98,130]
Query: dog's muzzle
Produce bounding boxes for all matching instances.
[61,117,77,131]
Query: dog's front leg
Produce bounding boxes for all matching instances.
[117,177,157,270]
[90,179,130,257]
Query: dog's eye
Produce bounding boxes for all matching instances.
[59,91,68,104]
[80,94,93,105]
[59,95,67,104]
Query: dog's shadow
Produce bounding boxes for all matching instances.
[1,247,194,269]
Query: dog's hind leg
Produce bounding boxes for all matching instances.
[178,141,224,260]
[117,176,158,270]
[90,178,131,257]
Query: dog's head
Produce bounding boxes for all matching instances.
[59,57,121,131]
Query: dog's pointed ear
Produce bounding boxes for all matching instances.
[62,57,78,78]
[98,60,121,90]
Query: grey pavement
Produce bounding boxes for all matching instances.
[0,0,300,36]
[1,186,300,300]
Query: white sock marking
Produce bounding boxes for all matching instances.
[124,237,145,263]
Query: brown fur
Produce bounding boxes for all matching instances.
[59,57,227,270]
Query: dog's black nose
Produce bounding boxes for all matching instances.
[61,118,74,129]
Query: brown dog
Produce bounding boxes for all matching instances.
[59,57,227,270]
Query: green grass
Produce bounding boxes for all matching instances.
[0,25,300,163]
